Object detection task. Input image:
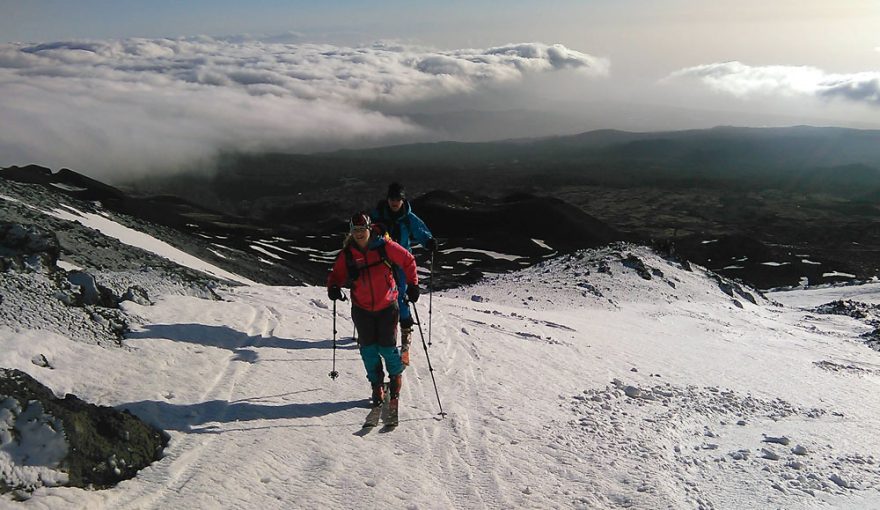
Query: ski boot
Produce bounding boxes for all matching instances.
[400,325,413,366]
[370,383,385,408]
[387,374,402,426]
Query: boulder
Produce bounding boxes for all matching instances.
[0,369,168,493]
[121,285,152,306]
[0,223,60,273]
[66,271,119,308]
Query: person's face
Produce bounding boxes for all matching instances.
[388,197,403,212]
[352,226,370,247]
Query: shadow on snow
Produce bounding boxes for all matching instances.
[119,397,367,432]
[125,323,357,353]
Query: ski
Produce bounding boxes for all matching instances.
[361,383,390,429]
[362,406,382,428]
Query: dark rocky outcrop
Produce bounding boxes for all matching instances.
[814,300,880,325]
[0,165,123,202]
[65,271,120,308]
[814,300,880,351]
[708,273,759,305]
[121,285,152,306]
[0,369,168,493]
[0,222,60,273]
[0,222,132,344]
[621,254,657,280]
[862,328,880,351]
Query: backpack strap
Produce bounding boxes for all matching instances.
[377,243,393,269]
[343,247,359,287]
[343,243,394,287]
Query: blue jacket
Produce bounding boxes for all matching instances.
[371,199,432,252]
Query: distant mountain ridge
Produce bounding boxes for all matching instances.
[5,124,879,290]
[320,125,880,198]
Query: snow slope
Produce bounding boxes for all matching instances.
[2,246,879,509]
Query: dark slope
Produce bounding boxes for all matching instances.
[414,191,622,253]
[0,166,312,285]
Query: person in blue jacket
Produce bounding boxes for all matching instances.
[371,182,436,365]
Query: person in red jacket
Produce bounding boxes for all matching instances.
[327,211,420,407]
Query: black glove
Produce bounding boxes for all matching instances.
[406,284,420,303]
[425,238,437,252]
[328,285,343,301]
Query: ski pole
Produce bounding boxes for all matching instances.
[329,299,339,380]
[428,250,434,346]
[329,292,347,380]
[410,299,446,418]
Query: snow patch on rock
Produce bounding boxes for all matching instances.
[0,397,69,494]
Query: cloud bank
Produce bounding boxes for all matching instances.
[0,37,607,179]
[670,61,880,104]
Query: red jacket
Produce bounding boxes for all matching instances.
[327,236,418,312]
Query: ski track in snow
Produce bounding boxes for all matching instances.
[2,248,880,509]
[104,302,281,509]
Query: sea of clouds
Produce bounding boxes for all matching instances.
[670,61,880,104]
[0,37,607,179]
[4,34,875,181]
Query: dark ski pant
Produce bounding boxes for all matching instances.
[351,302,405,385]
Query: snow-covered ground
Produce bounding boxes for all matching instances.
[2,247,880,509]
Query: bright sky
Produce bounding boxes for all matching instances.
[4,1,877,67]
[1,1,879,179]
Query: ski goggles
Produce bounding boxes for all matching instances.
[349,212,371,232]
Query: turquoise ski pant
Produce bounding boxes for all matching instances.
[360,344,404,385]
[351,302,405,385]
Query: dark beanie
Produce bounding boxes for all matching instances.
[387,182,405,200]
